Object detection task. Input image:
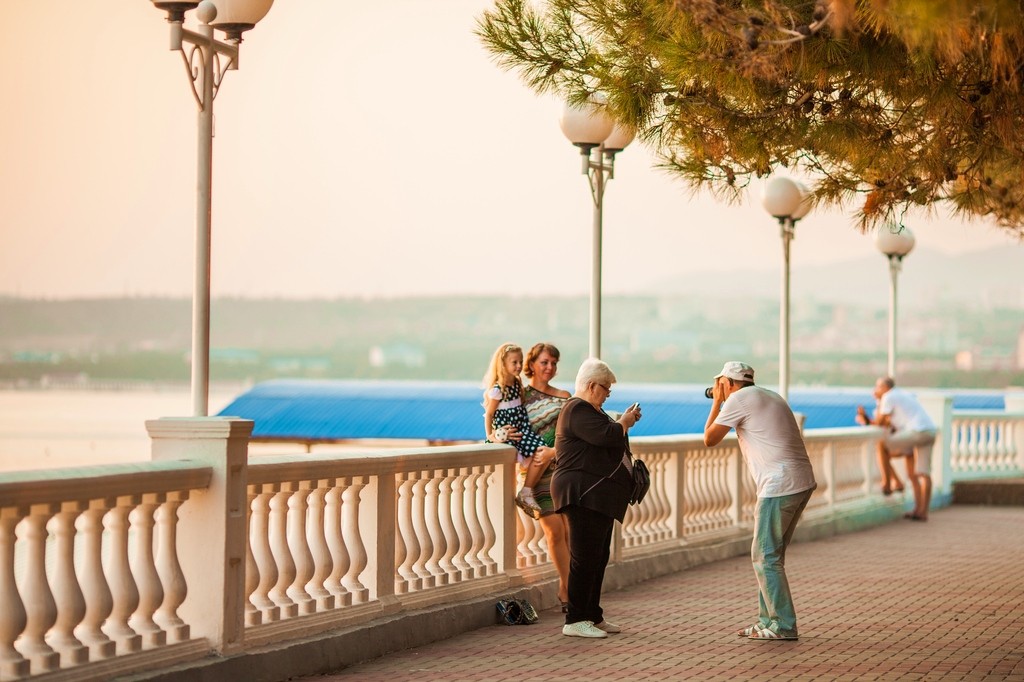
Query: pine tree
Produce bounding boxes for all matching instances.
[477,0,1024,235]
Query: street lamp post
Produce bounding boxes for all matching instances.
[874,223,916,378]
[558,100,634,358]
[761,177,811,402]
[149,0,274,416]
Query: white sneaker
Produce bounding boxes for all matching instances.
[595,619,621,634]
[562,621,608,638]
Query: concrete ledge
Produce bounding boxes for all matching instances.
[953,478,1024,506]
[116,498,904,682]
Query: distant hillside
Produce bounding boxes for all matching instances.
[649,245,1024,308]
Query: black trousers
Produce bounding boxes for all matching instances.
[562,504,614,625]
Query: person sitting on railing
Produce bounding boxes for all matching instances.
[703,361,817,641]
[855,376,936,521]
[482,342,554,516]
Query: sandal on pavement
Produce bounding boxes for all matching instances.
[736,624,762,637]
[749,627,798,641]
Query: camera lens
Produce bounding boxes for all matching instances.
[704,387,714,399]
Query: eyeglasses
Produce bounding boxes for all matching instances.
[595,383,611,393]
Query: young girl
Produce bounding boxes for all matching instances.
[482,342,552,517]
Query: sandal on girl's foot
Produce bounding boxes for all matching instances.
[514,490,542,518]
[749,626,798,641]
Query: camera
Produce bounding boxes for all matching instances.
[704,387,715,399]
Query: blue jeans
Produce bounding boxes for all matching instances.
[751,486,815,636]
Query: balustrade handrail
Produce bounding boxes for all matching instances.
[246,443,514,485]
[0,460,212,508]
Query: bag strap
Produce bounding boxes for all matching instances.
[579,458,625,499]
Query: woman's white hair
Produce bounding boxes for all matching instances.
[574,358,617,394]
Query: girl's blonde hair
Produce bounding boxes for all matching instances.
[482,342,523,389]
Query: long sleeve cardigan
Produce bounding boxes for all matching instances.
[551,397,634,523]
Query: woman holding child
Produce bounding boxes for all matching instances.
[521,343,572,611]
[481,341,572,611]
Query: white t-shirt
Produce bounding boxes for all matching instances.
[878,388,936,433]
[714,385,817,499]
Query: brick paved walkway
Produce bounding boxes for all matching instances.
[306,506,1024,681]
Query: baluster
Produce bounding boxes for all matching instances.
[462,468,485,578]
[243,485,260,627]
[409,475,434,588]
[45,503,88,667]
[422,474,448,587]
[651,454,672,541]
[128,495,167,648]
[993,421,1007,470]
[340,478,369,603]
[284,482,316,615]
[687,454,708,533]
[514,507,534,569]
[249,487,280,623]
[475,466,498,576]
[73,502,115,660]
[967,421,980,470]
[950,422,966,472]
[267,488,299,619]
[999,421,1013,469]
[395,474,419,593]
[435,471,461,584]
[15,504,60,672]
[323,482,352,606]
[520,510,543,565]
[303,483,336,611]
[102,497,142,654]
[154,492,190,641]
[449,469,474,580]
[0,508,29,680]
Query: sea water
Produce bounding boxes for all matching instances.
[0,388,239,472]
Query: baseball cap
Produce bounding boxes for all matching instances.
[715,361,755,382]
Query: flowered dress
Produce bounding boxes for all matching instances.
[522,385,569,516]
[486,380,545,465]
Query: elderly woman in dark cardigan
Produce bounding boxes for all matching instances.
[551,358,641,639]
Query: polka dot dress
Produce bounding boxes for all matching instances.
[487,381,546,463]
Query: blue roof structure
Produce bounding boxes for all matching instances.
[217,379,1004,443]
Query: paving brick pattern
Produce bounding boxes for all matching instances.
[305,507,1024,681]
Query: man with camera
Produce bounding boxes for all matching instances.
[702,361,816,641]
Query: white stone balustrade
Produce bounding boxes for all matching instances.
[0,461,212,680]
[1,402,1023,680]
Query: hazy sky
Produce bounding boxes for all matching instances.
[1,0,1020,300]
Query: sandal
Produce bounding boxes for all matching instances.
[749,627,798,641]
[736,623,762,637]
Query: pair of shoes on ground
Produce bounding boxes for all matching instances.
[514,490,542,518]
[903,512,927,521]
[736,623,798,641]
[562,619,621,638]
